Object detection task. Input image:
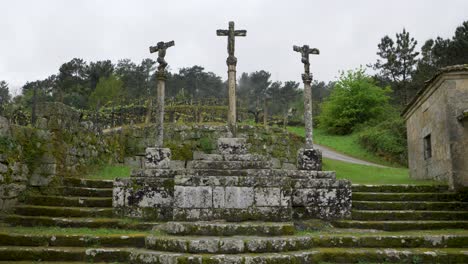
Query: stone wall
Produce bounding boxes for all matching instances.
[0,103,120,212]
[105,124,303,166]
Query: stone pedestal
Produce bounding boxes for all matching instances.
[114,138,350,222]
[297,148,322,171]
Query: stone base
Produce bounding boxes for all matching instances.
[217,138,247,155]
[297,148,322,171]
[145,147,171,169]
[113,139,351,222]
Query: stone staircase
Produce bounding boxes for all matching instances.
[1,179,467,262]
[333,184,468,231]
[4,178,156,230]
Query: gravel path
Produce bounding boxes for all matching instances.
[315,144,388,168]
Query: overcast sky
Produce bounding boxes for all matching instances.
[1,0,467,95]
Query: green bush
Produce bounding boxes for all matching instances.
[318,68,391,135]
[358,117,408,165]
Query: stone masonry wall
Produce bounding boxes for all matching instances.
[105,124,303,167]
[0,103,120,212]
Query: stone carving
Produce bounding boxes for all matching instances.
[149,41,175,72]
[294,44,322,170]
[217,21,247,136]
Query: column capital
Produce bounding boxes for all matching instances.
[302,73,312,84]
[226,56,237,66]
[157,70,167,81]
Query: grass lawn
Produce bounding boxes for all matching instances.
[323,158,437,185]
[86,164,131,180]
[287,126,399,167]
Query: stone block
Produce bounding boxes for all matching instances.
[297,148,322,170]
[223,187,254,209]
[217,138,247,155]
[145,147,171,169]
[174,186,212,208]
[254,187,281,206]
[173,208,213,220]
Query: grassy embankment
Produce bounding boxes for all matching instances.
[288,126,438,185]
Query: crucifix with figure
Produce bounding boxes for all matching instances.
[293,44,322,170]
[217,21,246,136]
[144,40,175,170]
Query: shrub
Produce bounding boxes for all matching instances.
[358,117,408,165]
[318,68,392,135]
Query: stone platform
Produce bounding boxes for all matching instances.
[113,137,351,221]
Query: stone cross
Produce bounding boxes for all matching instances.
[293,45,319,148]
[217,21,246,136]
[149,40,175,148]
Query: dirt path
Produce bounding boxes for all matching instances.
[315,144,388,168]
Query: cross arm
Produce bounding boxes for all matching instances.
[293,45,302,52]
[234,30,247,37]
[308,48,320,55]
[216,30,229,36]
[164,40,175,48]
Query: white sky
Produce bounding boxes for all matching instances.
[1,0,467,95]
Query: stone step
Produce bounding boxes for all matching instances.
[129,247,468,264]
[352,201,468,211]
[14,205,113,218]
[0,260,122,264]
[62,178,114,189]
[352,192,460,201]
[4,215,158,230]
[187,160,271,170]
[351,210,468,221]
[145,234,468,254]
[352,184,449,193]
[24,195,112,207]
[193,152,269,162]
[0,246,130,262]
[159,221,296,236]
[332,220,468,231]
[146,235,312,254]
[0,232,145,247]
[58,187,113,197]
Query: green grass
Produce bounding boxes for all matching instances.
[287,126,399,167]
[287,126,439,185]
[0,226,147,235]
[86,164,131,180]
[323,158,437,185]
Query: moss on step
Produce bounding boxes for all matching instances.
[332,220,468,231]
[352,184,449,193]
[352,192,460,202]
[14,205,113,218]
[352,201,468,211]
[351,210,468,221]
[5,215,160,230]
[24,195,112,207]
[63,177,114,188]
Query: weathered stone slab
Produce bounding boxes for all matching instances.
[217,138,248,155]
[297,148,322,170]
[144,147,171,169]
[174,186,212,208]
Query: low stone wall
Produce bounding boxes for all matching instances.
[0,103,120,212]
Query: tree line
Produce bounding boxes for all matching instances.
[0,20,466,128]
